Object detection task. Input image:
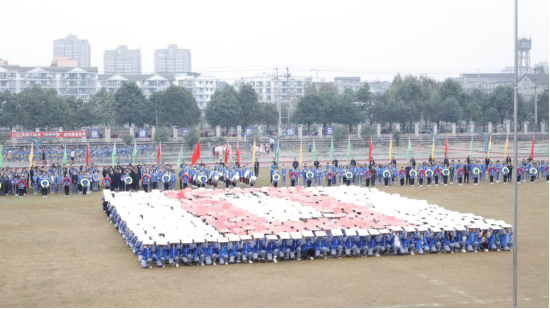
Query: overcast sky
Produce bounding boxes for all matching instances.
[1,0,548,82]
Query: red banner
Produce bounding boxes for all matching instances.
[10,131,86,139]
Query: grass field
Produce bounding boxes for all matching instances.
[0,167,547,308]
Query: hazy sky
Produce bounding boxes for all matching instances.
[1,0,548,82]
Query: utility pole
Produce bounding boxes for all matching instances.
[286,67,291,127]
[534,68,538,124]
[275,67,281,132]
[513,0,518,307]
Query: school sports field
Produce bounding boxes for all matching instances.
[0,168,547,308]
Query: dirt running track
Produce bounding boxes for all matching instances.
[0,177,547,307]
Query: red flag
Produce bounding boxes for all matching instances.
[85,144,89,165]
[530,135,535,160]
[191,140,201,165]
[444,138,448,157]
[157,142,161,164]
[224,143,229,165]
[368,138,372,163]
[236,143,241,166]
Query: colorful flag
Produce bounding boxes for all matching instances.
[388,136,393,161]
[191,140,201,165]
[157,142,162,164]
[444,137,448,158]
[224,143,229,165]
[329,138,334,162]
[504,135,509,157]
[406,137,411,163]
[132,141,138,165]
[85,144,90,165]
[252,139,256,163]
[312,139,316,165]
[469,136,473,159]
[299,138,303,165]
[111,142,117,167]
[0,145,3,168]
[368,138,372,163]
[275,139,280,164]
[61,145,67,167]
[236,142,241,166]
[177,145,183,168]
[346,138,351,163]
[530,135,535,160]
[29,144,34,168]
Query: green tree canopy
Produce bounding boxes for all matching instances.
[205,86,240,132]
[236,84,260,128]
[114,82,148,126]
[90,88,117,127]
[258,103,278,132]
[150,85,200,127]
[536,87,549,123]
[0,90,19,130]
[292,94,325,131]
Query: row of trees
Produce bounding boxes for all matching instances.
[0,83,201,130]
[292,75,548,132]
[369,75,546,128]
[204,85,279,133]
[0,76,547,133]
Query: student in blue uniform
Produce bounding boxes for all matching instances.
[140,243,153,269]
[216,240,229,265]
[241,239,253,264]
[168,240,180,267]
[466,227,479,252]
[314,234,329,259]
[329,232,343,259]
[180,242,193,266]
[229,239,242,264]
[265,237,278,263]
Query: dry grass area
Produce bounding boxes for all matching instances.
[0,168,547,308]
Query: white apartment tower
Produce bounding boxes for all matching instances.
[104,45,142,74]
[53,35,91,67]
[155,44,192,73]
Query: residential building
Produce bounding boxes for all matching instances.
[517,73,549,101]
[51,56,80,67]
[233,74,312,104]
[155,45,191,73]
[368,81,391,95]
[99,72,217,109]
[334,77,361,93]
[53,35,91,67]
[454,73,515,93]
[0,64,98,102]
[174,75,217,109]
[104,45,142,74]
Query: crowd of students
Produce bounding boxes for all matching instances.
[104,200,514,268]
[268,156,549,188]
[1,154,547,199]
[2,145,154,163]
[0,164,101,198]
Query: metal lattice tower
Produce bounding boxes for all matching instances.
[518,37,531,78]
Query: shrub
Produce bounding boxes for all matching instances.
[154,126,170,143]
[121,134,134,146]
